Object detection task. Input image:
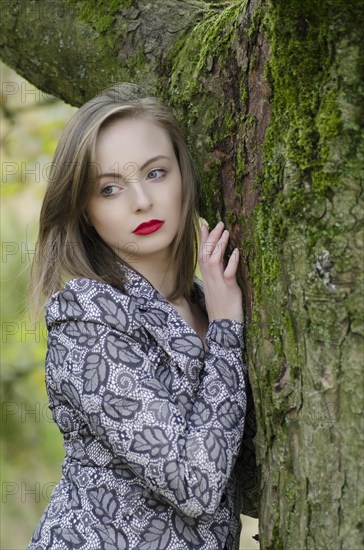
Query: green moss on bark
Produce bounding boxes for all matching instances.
[247,0,364,329]
[247,1,364,547]
[161,0,250,228]
[58,0,155,102]
[253,1,363,266]
[169,0,247,101]
[67,0,132,33]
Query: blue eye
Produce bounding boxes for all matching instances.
[101,185,119,196]
[147,169,165,180]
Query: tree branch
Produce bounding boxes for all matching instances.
[0,0,207,105]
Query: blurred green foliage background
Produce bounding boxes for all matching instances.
[1,61,77,548]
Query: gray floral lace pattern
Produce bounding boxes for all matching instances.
[28,265,257,550]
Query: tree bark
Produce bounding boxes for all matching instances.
[1,0,363,548]
[0,0,207,104]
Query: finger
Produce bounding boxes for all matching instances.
[208,229,229,265]
[198,224,209,264]
[205,221,225,246]
[201,222,226,260]
[209,221,225,243]
[199,224,208,247]
[223,248,239,279]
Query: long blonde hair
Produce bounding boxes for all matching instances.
[30,86,200,312]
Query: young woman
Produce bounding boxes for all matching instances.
[28,86,258,549]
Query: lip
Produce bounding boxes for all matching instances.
[132,219,165,235]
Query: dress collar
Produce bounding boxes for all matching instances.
[119,261,206,312]
[118,262,207,381]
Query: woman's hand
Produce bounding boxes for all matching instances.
[198,221,244,323]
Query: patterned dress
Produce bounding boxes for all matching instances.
[28,264,258,549]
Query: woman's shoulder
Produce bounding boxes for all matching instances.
[45,277,134,328]
[46,276,122,305]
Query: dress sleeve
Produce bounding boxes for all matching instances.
[46,282,247,519]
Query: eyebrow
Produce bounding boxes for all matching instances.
[98,155,170,180]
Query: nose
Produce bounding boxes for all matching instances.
[130,180,153,212]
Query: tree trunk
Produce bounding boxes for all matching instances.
[1,0,363,547]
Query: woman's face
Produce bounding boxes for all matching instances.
[87,117,182,266]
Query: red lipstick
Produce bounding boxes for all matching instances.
[133,219,165,235]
